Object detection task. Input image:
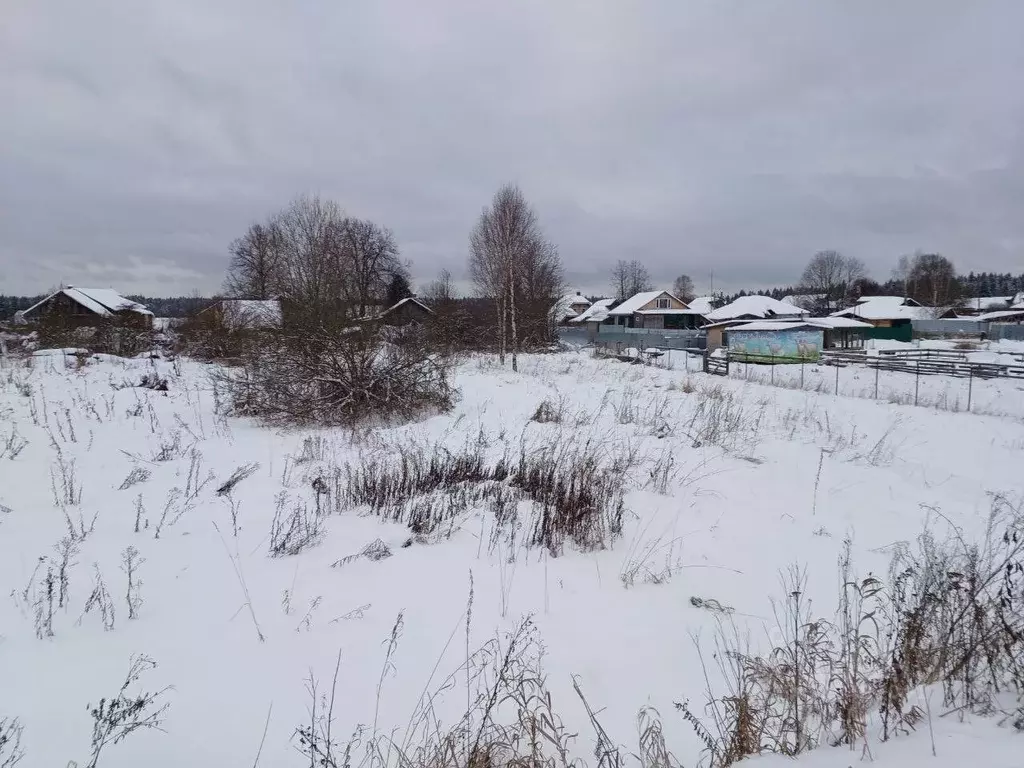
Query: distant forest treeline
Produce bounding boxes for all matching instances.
[2,271,1023,320]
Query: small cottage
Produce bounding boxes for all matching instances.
[19,287,153,329]
[377,297,433,325]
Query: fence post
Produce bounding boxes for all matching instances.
[771,355,775,384]
[967,367,973,412]
[915,360,920,406]
[801,361,805,389]
[834,363,839,395]
[874,364,879,400]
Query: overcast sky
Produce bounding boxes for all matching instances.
[2,1,1023,297]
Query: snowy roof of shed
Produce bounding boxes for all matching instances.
[705,295,809,321]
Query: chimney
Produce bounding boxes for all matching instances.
[576,291,581,296]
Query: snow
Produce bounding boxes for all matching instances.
[554,293,591,322]
[974,309,1024,323]
[685,296,715,315]
[569,298,614,323]
[1,350,1022,767]
[705,295,810,321]
[832,296,928,321]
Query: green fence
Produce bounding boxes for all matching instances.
[864,325,913,343]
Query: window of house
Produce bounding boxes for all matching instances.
[656,297,671,309]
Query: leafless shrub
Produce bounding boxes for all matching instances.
[152,431,184,462]
[332,538,393,568]
[620,533,683,588]
[0,425,27,460]
[54,535,80,609]
[49,450,82,507]
[117,466,151,491]
[531,397,564,424]
[684,385,765,453]
[0,717,25,768]
[84,655,171,768]
[121,546,144,620]
[137,371,169,391]
[79,564,116,632]
[339,435,625,555]
[220,323,456,427]
[294,436,328,464]
[269,491,326,556]
[678,496,1024,766]
[215,462,260,496]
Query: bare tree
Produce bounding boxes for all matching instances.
[611,260,652,300]
[423,269,456,304]
[224,221,283,299]
[272,195,349,326]
[908,253,960,307]
[672,274,696,302]
[469,184,558,371]
[892,253,914,298]
[338,218,404,318]
[799,250,867,312]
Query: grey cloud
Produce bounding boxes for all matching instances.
[2,0,1023,297]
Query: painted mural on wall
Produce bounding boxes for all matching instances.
[728,328,823,362]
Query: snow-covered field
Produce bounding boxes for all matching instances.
[1,350,1022,766]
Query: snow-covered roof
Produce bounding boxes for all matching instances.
[562,292,591,307]
[705,295,809,322]
[220,299,282,329]
[686,296,715,315]
[832,297,927,321]
[380,297,433,316]
[22,287,153,318]
[975,309,1024,323]
[962,296,1013,311]
[569,298,614,323]
[808,316,873,329]
[726,317,872,333]
[608,290,688,315]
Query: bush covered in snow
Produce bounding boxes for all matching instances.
[219,322,456,427]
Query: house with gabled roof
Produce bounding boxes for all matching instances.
[19,286,153,329]
[607,290,707,330]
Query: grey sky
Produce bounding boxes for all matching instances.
[2,0,1022,297]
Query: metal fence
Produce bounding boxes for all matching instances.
[912,319,985,335]
[911,319,1024,341]
[594,327,706,350]
[990,324,1024,342]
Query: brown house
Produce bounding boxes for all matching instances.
[19,287,153,329]
[606,290,707,330]
[377,297,433,326]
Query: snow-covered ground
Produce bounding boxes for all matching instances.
[1,350,1022,766]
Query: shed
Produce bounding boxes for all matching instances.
[704,317,871,360]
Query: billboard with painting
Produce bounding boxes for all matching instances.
[727,328,823,363]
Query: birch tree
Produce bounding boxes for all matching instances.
[469,184,557,371]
